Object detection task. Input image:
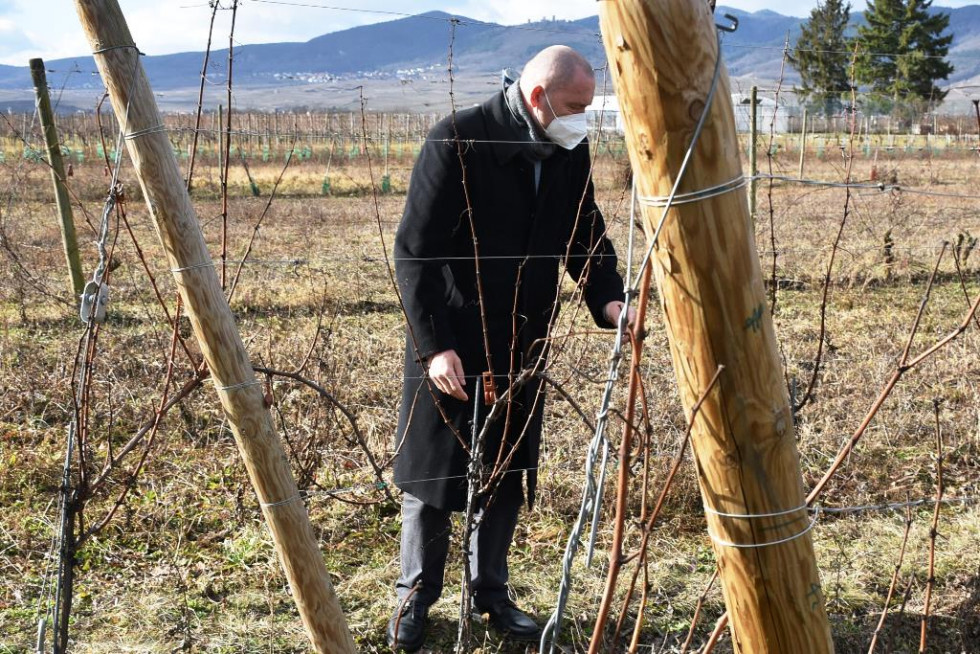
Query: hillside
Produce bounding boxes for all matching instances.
[1,5,978,111]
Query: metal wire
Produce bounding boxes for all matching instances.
[214,379,262,391]
[703,502,807,519]
[171,261,216,273]
[637,175,746,207]
[260,495,301,508]
[815,495,980,515]
[456,377,486,651]
[538,193,637,654]
[296,459,980,519]
[124,124,169,140]
[584,179,639,568]
[91,44,144,56]
[706,508,821,549]
[49,45,145,654]
[540,22,729,654]
[755,172,980,199]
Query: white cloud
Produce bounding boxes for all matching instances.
[0,17,36,62]
[3,0,601,65]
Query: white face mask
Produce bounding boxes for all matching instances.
[543,91,588,150]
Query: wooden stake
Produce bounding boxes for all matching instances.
[218,103,227,288]
[598,2,834,651]
[749,85,758,217]
[71,2,355,652]
[30,58,85,297]
[798,106,808,179]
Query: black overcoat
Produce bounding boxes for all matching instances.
[393,90,624,511]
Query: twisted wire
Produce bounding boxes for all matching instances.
[540,20,729,654]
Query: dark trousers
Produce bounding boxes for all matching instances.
[395,472,524,609]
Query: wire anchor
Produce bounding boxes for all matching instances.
[79,280,109,323]
[78,185,121,324]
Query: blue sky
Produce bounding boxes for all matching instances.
[1,0,976,66]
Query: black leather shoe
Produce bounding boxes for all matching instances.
[386,601,429,652]
[472,598,541,641]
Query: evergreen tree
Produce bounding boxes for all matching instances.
[855,0,953,106]
[789,0,853,115]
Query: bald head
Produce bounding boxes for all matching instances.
[519,46,596,131]
[520,45,595,93]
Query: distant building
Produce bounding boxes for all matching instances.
[586,95,624,133]
[730,92,790,133]
[587,92,793,134]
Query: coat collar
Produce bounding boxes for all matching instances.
[482,90,535,166]
[482,90,577,171]
[481,91,580,212]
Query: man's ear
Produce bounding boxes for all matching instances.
[528,84,545,109]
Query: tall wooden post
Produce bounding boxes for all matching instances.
[598,2,834,651]
[71,2,356,652]
[30,58,85,297]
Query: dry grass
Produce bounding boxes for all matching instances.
[0,132,978,653]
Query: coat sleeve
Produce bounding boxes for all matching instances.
[564,151,626,329]
[394,122,467,361]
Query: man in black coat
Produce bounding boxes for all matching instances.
[388,45,634,651]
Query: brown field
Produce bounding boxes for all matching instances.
[0,118,978,653]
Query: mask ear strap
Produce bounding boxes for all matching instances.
[543,90,559,121]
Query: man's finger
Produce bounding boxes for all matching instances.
[432,372,464,401]
[446,383,466,401]
[445,375,459,395]
[432,375,448,396]
[449,359,468,401]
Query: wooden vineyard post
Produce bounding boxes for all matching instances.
[799,107,808,179]
[71,1,356,652]
[598,1,834,652]
[749,85,758,217]
[30,58,85,297]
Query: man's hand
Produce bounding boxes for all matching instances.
[604,300,638,330]
[427,349,469,401]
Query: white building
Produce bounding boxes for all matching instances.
[730,92,790,134]
[586,94,624,133]
[587,92,792,134]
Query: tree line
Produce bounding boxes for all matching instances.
[789,0,953,122]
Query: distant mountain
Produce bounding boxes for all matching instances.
[2,6,979,111]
